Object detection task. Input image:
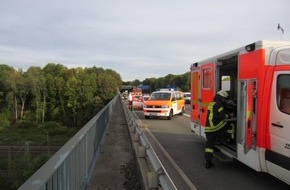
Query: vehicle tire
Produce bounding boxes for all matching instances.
[179,106,185,115]
[145,115,150,119]
[167,109,173,120]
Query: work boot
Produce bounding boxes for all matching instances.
[205,161,214,169]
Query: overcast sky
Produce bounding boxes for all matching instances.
[0,0,289,81]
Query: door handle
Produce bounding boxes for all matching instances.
[271,123,284,128]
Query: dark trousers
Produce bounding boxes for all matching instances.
[128,101,133,110]
[204,132,218,162]
[204,123,233,162]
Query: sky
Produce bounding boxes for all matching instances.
[0,0,290,81]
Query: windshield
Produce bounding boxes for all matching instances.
[149,92,171,100]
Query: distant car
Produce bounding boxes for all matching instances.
[132,95,143,110]
[184,92,191,104]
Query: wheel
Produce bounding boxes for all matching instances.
[145,115,150,119]
[179,106,185,115]
[167,109,173,120]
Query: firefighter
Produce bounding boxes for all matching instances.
[204,90,231,169]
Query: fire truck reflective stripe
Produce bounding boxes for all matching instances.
[205,148,214,153]
[218,107,224,112]
[206,102,227,132]
[206,121,227,133]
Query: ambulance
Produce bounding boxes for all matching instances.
[190,40,290,184]
[143,89,185,120]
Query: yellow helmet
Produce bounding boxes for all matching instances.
[217,90,228,98]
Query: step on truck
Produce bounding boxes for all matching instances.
[190,40,290,185]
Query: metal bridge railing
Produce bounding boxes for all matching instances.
[18,95,118,190]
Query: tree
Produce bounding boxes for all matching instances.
[26,67,46,124]
[75,68,98,125]
[0,64,14,112]
[8,69,30,120]
[95,69,122,104]
[180,72,190,92]
[53,76,65,123]
[42,63,67,123]
[65,76,80,126]
[141,72,190,92]
[131,79,141,87]
[0,62,123,127]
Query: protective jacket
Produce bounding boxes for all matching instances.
[205,95,228,133]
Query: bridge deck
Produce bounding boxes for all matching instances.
[87,98,134,189]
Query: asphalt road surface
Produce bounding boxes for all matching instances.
[134,109,290,190]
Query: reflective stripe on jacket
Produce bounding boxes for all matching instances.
[205,102,228,133]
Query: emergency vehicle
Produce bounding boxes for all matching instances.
[143,89,185,120]
[190,40,290,184]
[131,87,142,97]
[131,87,143,109]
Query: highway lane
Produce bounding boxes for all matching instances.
[184,103,191,115]
[134,108,289,190]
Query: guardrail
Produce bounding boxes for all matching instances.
[18,95,118,190]
[122,101,177,190]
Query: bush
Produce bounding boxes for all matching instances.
[13,120,37,129]
[39,121,61,129]
[0,112,10,129]
[47,127,68,136]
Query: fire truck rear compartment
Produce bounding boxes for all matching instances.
[215,55,238,158]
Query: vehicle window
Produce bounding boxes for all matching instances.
[150,92,171,100]
[177,93,180,100]
[222,76,231,91]
[277,74,290,114]
[172,93,176,101]
[203,67,212,89]
[177,93,182,100]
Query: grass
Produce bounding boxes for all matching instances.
[0,121,79,146]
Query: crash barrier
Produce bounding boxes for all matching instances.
[18,95,118,190]
[122,99,177,190]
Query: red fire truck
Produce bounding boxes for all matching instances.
[190,40,290,184]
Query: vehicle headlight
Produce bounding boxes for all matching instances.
[161,105,169,108]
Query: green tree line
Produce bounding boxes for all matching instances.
[0,63,123,128]
[126,72,190,93]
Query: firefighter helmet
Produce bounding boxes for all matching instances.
[217,90,228,98]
